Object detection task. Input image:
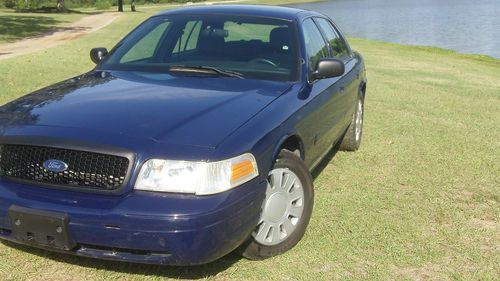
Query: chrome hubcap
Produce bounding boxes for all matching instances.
[355,99,363,142]
[253,168,304,246]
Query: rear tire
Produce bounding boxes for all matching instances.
[238,150,314,260]
[339,96,364,151]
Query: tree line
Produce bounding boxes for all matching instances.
[0,0,205,11]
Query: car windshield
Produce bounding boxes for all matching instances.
[100,14,299,82]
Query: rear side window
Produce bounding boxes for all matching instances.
[315,18,350,60]
[302,18,329,72]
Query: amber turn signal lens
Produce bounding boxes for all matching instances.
[231,160,256,181]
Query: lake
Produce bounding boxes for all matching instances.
[289,0,500,58]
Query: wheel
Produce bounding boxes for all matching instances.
[249,58,278,67]
[339,96,364,151]
[239,150,314,260]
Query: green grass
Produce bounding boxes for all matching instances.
[0,8,88,44]
[0,1,499,280]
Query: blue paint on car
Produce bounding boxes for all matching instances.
[0,5,366,265]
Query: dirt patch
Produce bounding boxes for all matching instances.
[391,264,445,280]
[0,12,120,60]
[470,218,498,230]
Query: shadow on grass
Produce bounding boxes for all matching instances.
[0,15,89,42]
[14,6,100,14]
[2,240,241,279]
[312,144,340,179]
[0,15,59,42]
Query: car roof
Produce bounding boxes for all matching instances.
[155,4,321,21]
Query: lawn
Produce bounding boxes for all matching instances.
[0,1,499,280]
[0,8,87,44]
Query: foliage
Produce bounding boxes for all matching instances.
[2,0,17,8]
[0,0,205,10]
[94,0,110,9]
[14,0,45,10]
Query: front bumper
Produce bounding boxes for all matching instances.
[0,178,266,265]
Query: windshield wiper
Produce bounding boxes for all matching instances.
[168,65,244,79]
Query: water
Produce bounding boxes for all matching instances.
[290,0,500,58]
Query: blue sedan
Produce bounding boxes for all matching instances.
[0,5,366,265]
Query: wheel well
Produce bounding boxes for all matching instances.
[360,82,367,98]
[279,135,304,160]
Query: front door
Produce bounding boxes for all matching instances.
[298,18,345,167]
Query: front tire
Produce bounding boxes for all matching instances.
[239,150,314,260]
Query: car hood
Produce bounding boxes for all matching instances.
[0,71,293,148]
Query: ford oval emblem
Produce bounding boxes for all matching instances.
[43,159,68,173]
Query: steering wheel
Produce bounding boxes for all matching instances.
[250,58,278,67]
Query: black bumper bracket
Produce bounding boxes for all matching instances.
[8,205,76,251]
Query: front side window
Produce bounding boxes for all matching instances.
[302,18,329,72]
[315,18,350,60]
[101,15,299,82]
[120,21,171,63]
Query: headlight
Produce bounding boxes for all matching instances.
[134,153,258,195]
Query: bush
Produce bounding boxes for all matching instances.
[94,0,110,9]
[14,0,41,10]
[4,0,16,8]
[0,0,15,8]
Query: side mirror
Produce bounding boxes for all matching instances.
[90,48,108,64]
[310,58,345,81]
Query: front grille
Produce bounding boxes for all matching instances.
[0,144,130,190]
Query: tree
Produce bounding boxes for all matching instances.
[117,0,123,12]
[56,0,67,12]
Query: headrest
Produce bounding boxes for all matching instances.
[270,27,291,51]
[198,27,225,53]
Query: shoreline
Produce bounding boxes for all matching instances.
[348,37,500,63]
